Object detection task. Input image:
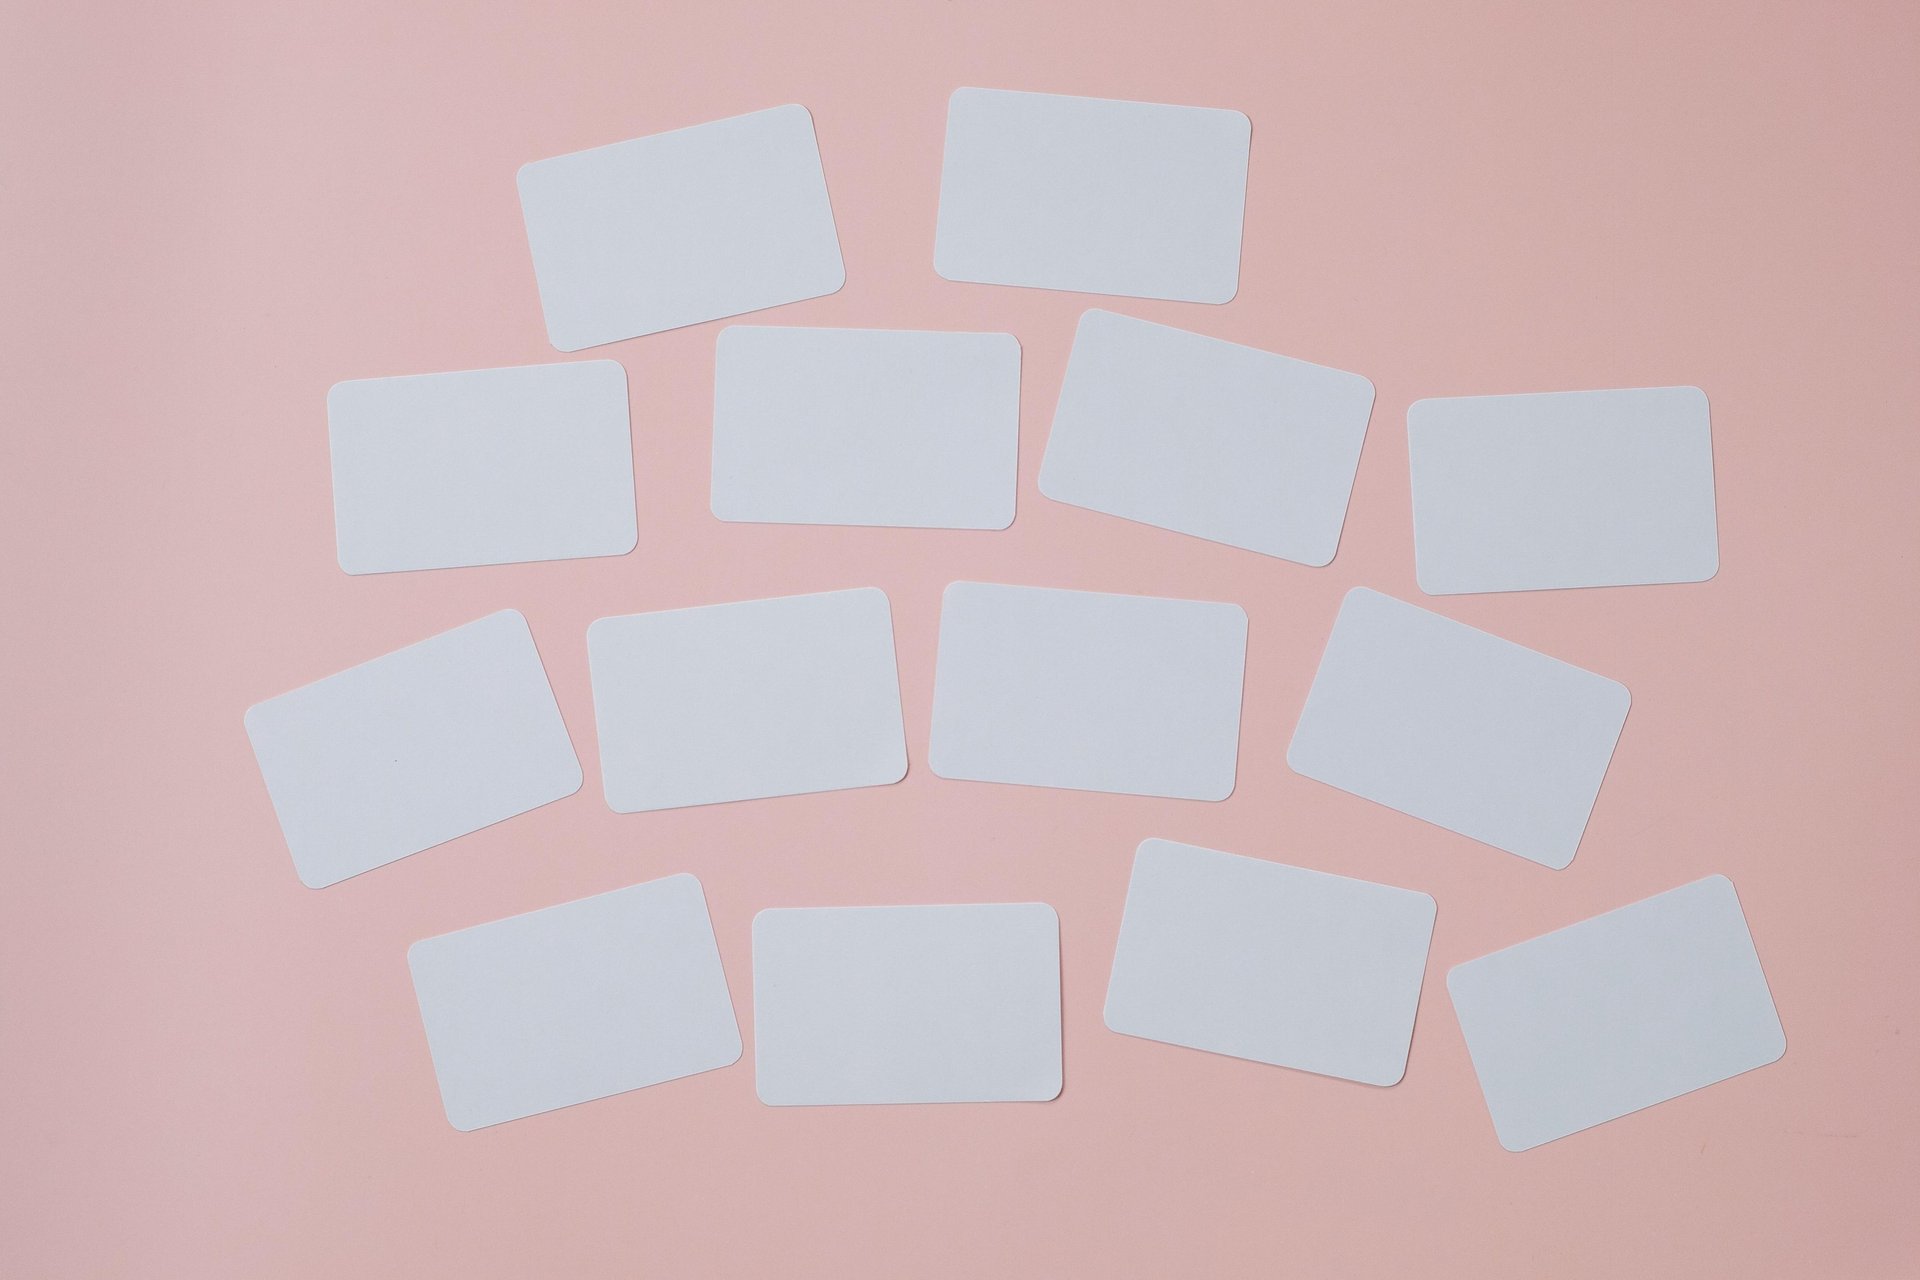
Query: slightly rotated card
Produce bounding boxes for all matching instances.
[409,874,741,1131]
[328,360,636,574]
[929,582,1247,800]
[1409,386,1719,593]
[587,588,907,812]
[1040,310,1375,565]
[1105,840,1435,1085]
[753,903,1062,1105]
[1449,876,1785,1151]
[935,88,1250,303]
[1288,589,1628,868]
[518,105,845,350]
[246,610,582,888]
[711,326,1020,529]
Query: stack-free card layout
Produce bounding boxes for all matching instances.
[712,326,1020,529]
[1105,840,1435,1085]
[410,874,741,1131]
[929,582,1247,800]
[518,105,845,350]
[1040,310,1375,565]
[246,610,581,888]
[935,88,1251,303]
[1449,876,1785,1151]
[1288,589,1629,869]
[587,588,907,812]
[1409,386,1718,594]
[753,903,1061,1105]
[328,360,636,574]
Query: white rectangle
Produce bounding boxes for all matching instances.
[711,326,1020,529]
[934,88,1250,304]
[1448,876,1785,1151]
[518,105,845,350]
[246,611,582,888]
[587,588,907,813]
[1040,310,1375,565]
[753,903,1062,1105]
[328,360,636,574]
[929,582,1247,801]
[1287,589,1629,868]
[409,874,741,1131]
[1409,386,1719,594]
[1105,840,1436,1086]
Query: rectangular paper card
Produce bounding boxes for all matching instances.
[409,874,741,1131]
[1288,589,1629,869]
[753,903,1062,1105]
[518,105,845,350]
[1448,876,1785,1151]
[929,582,1247,800]
[328,360,636,574]
[587,588,907,812]
[711,326,1020,529]
[1409,386,1719,593]
[934,88,1250,303]
[1040,310,1375,565]
[1105,840,1435,1085]
[246,610,582,888]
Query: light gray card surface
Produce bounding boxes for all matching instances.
[409,874,741,1131]
[753,903,1062,1105]
[712,326,1020,529]
[929,582,1248,800]
[518,105,844,350]
[246,610,582,888]
[1288,589,1629,869]
[587,588,907,813]
[328,360,636,574]
[1409,386,1719,594]
[934,88,1251,303]
[1448,876,1785,1151]
[1040,310,1375,565]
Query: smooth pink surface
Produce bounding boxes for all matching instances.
[4,1,1917,1275]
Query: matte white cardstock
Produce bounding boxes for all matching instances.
[934,88,1251,303]
[1448,876,1785,1151]
[587,588,907,813]
[245,610,582,888]
[1040,310,1375,565]
[711,326,1020,529]
[328,360,636,574]
[929,582,1248,800]
[518,105,845,350]
[1409,386,1719,594]
[409,874,741,1131]
[753,903,1062,1105]
[1105,840,1435,1085]
[1288,589,1629,868]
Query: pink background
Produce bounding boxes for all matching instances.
[5,0,1917,1274]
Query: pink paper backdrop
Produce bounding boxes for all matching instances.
[5,1,1917,1275]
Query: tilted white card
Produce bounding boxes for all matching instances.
[712,326,1020,529]
[753,903,1062,1105]
[1449,876,1785,1151]
[1288,589,1629,868]
[328,360,636,574]
[587,588,907,813]
[1409,386,1719,594]
[1040,310,1375,565]
[929,582,1247,800]
[934,88,1250,303]
[518,105,845,350]
[1105,840,1435,1085]
[409,874,741,1131]
[246,610,582,888]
